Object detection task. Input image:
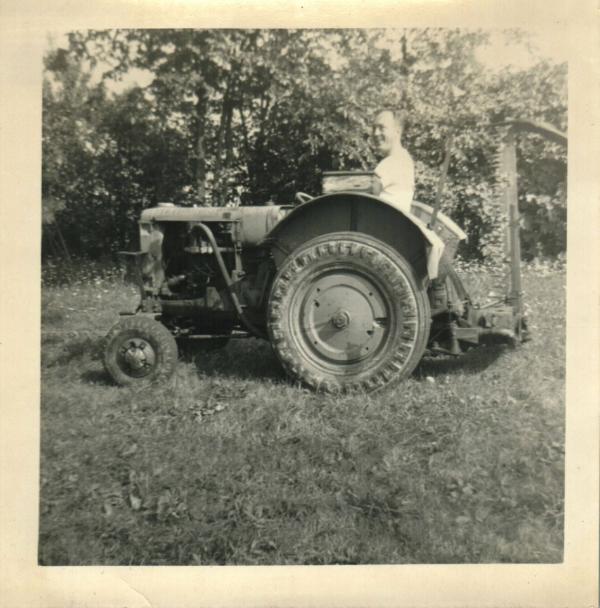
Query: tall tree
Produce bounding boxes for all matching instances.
[45,29,567,261]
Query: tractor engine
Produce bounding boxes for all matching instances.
[131,204,289,338]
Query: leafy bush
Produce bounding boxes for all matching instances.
[43,30,567,261]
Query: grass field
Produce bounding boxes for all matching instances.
[39,262,565,565]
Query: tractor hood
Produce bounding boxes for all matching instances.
[140,203,291,247]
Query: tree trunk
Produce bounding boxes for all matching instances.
[195,81,208,206]
[238,103,251,156]
[214,72,235,205]
[222,83,235,202]
[224,101,234,168]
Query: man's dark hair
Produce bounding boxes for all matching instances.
[375,107,407,131]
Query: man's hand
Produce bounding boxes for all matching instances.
[372,176,383,196]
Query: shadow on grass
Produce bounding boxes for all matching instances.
[42,335,103,367]
[185,338,288,383]
[416,344,508,378]
[186,340,509,385]
[69,336,508,387]
[80,369,113,385]
[65,337,284,387]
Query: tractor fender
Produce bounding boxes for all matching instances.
[264,192,449,280]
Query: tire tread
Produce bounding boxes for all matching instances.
[267,232,430,393]
[103,316,178,386]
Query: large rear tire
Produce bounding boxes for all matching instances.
[104,316,178,386]
[267,232,430,392]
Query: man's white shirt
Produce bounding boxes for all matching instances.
[374,147,415,213]
[374,146,448,279]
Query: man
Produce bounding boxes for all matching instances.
[371,107,446,278]
[372,108,415,213]
[371,107,469,283]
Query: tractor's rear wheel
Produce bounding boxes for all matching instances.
[267,232,430,392]
[104,316,178,386]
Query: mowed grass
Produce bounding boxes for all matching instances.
[39,263,565,565]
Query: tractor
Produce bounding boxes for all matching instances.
[103,119,567,392]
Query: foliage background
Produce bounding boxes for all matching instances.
[42,29,567,263]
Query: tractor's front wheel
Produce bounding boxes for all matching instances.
[104,316,178,386]
[267,232,430,392]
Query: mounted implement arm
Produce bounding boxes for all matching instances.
[494,118,567,334]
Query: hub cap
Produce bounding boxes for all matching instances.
[297,270,390,365]
[117,338,157,378]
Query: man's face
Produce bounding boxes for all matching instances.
[372,111,401,157]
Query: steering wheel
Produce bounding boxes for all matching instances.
[295,192,314,205]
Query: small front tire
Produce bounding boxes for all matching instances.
[104,316,178,386]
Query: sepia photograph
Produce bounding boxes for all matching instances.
[39,27,568,566]
[0,0,598,605]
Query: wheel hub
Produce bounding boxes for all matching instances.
[299,271,390,364]
[331,309,351,329]
[118,338,157,377]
